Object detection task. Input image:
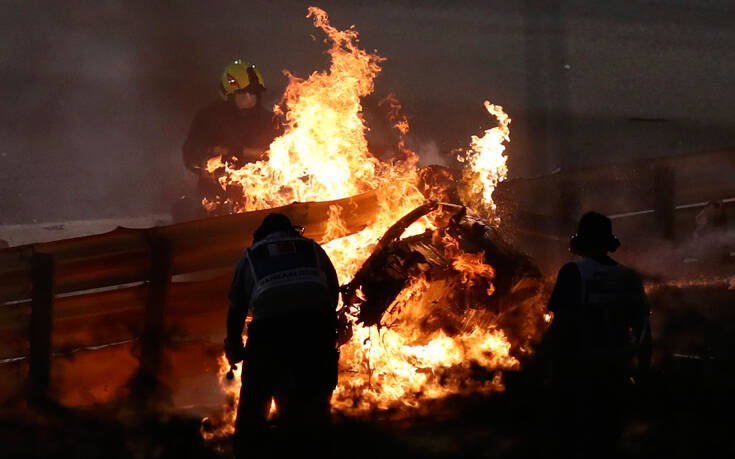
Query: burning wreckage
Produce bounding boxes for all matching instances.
[326,167,548,413]
[203,170,547,432]
[200,7,549,439]
[339,199,543,347]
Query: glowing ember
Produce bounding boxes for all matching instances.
[201,6,542,440]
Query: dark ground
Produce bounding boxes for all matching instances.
[1,283,733,458]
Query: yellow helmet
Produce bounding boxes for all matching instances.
[219,59,265,100]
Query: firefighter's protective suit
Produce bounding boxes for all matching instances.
[546,211,651,458]
[181,60,281,216]
[182,100,280,214]
[225,214,339,458]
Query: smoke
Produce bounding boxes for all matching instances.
[414,138,450,167]
[676,227,734,266]
[615,219,734,284]
[2,1,735,226]
[0,2,197,224]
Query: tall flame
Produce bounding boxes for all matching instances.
[202,7,538,440]
[457,101,511,220]
[205,7,387,211]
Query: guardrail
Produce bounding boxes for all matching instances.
[4,147,733,406]
[0,190,378,405]
[495,148,735,241]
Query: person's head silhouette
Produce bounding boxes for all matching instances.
[569,211,621,256]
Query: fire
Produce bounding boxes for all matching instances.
[457,101,510,220]
[201,6,538,440]
[333,272,519,412]
[201,354,241,440]
[443,231,497,297]
[204,7,387,211]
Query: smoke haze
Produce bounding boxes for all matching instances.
[1,0,734,224]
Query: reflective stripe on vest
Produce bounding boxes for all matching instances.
[246,236,328,311]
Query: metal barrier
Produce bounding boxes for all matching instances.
[0,190,378,405]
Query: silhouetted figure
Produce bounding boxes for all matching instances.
[546,211,651,458]
[176,59,282,220]
[225,213,340,458]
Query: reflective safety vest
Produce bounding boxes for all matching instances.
[246,235,329,319]
[574,259,642,359]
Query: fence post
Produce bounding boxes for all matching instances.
[653,166,676,240]
[558,179,581,229]
[135,234,173,407]
[29,251,55,405]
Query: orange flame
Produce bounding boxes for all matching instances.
[201,354,241,440]
[458,101,511,220]
[201,7,541,439]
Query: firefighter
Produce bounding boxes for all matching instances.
[546,211,651,458]
[224,213,340,458]
[180,59,282,217]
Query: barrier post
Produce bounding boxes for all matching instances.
[654,166,676,240]
[29,252,55,405]
[135,234,173,407]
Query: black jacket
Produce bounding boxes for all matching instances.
[182,101,281,171]
[226,231,340,344]
[547,256,651,373]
